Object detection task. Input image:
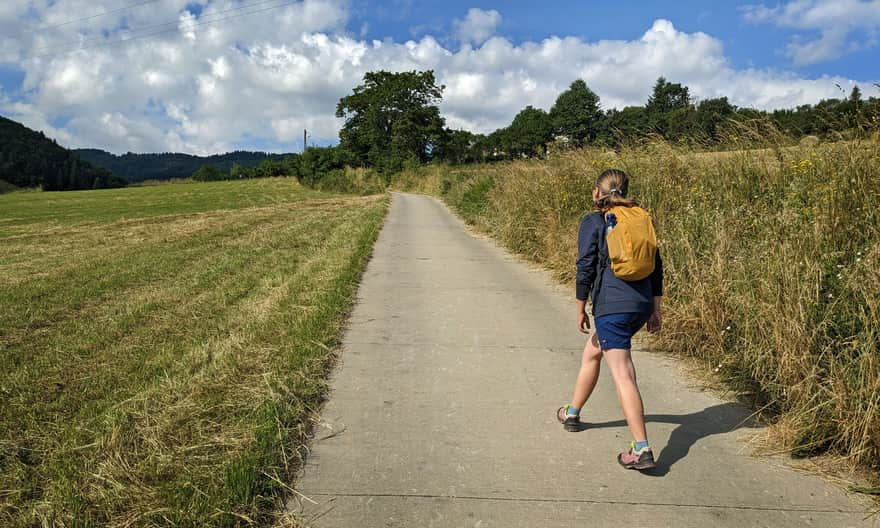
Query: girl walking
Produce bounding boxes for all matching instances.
[557,168,663,471]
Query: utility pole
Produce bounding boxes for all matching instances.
[303,129,307,152]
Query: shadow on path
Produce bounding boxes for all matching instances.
[580,402,759,476]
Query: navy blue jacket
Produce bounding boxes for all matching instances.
[575,212,663,317]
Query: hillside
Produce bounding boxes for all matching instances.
[0,179,19,194]
[76,149,289,183]
[0,116,127,191]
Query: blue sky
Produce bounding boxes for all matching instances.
[0,0,877,154]
[349,1,878,81]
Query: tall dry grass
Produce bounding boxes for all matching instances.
[396,137,880,473]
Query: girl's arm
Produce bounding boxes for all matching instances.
[575,216,600,333]
[648,296,662,333]
[577,299,590,333]
[649,249,663,297]
[648,250,663,332]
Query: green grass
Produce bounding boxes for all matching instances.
[0,178,388,526]
[0,178,331,229]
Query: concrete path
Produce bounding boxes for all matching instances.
[293,193,875,527]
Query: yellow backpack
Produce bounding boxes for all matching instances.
[604,205,657,281]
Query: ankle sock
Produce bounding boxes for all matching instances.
[634,440,650,452]
[565,405,580,417]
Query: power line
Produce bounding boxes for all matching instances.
[27,0,297,58]
[35,0,163,32]
[28,0,292,55]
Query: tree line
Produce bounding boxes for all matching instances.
[287,70,879,182]
[190,158,289,181]
[76,149,286,183]
[6,70,874,192]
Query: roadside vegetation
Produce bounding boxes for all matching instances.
[271,71,879,192]
[0,178,388,526]
[393,134,880,487]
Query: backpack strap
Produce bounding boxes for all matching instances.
[593,212,608,305]
[596,212,610,269]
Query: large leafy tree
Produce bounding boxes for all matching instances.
[696,97,736,142]
[549,79,604,146]
[645,77,693,138]
[293,146,355,186]
[645,77,691,114]
[479,128,511,161]
[506,106,553,158]
[435,129,480,165]
[336,70,446,172]
[602,106,650,145]
[191,165,223,181]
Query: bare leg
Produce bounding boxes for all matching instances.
[570,333,602,411]
[603,347,648,442]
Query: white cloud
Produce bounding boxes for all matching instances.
[742,0,880,65]
[0,4,875,155]
[453,8,501,46]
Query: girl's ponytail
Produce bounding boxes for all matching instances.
[595,168,638,212]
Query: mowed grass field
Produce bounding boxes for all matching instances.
[0,178,388,526]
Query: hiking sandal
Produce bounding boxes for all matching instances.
[617,441,656,470]
[556,404,581,432]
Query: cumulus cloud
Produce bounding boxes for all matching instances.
[742,0,880,65]
[0,3,874,154]
[453,8,502,46]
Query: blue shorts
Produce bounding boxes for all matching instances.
[595,312,650,350]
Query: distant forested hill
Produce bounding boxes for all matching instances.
[75,149,289,183]
[0,116,127,191]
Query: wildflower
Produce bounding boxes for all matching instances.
[725,325,731,331]
[827,293,834,298]
[856,258,862,263]
[836,264,844,268]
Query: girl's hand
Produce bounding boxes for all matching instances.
[578,311,591,334]
[647,309,662,333]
